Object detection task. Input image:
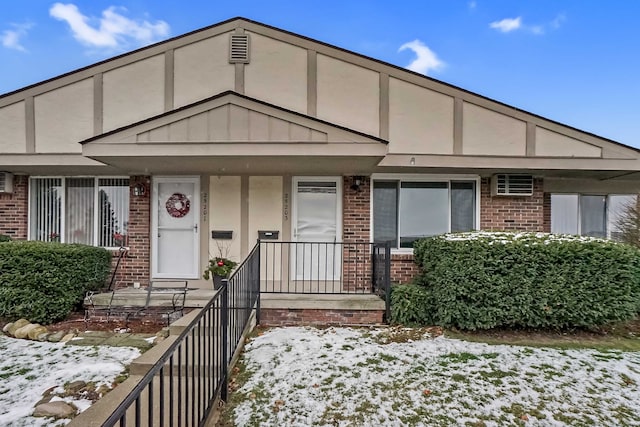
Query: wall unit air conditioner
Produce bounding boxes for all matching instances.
[491,174,533,196]
[0,172,13,193]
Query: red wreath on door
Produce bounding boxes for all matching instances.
[165,193,191,218]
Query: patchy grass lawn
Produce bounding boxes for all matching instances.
[222,326,640,426]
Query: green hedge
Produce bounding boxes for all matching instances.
[412,232,640,330]
[0,234,11,242]
[390,284,433,326]
[0,241,111,324]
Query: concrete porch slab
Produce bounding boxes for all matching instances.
[260,293,385,310]
[84,287,217,309]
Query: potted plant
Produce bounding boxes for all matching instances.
[203,257,238,290]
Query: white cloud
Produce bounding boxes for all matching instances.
[1,23,33,52]
[489,17,522,33]
[490,14,565,35]
[399,39,445,75]
[49,3,169,50]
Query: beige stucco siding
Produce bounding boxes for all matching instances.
[316,54,379,136]
[248,176,283,242]
[388,78,453,154]
[35,79,93,153]
[462,103,526,156]
[536,127,602,157]
[0,101,26,153]
[245,33,307,114]
[249,176,283,280]
[103,56,165,132]
[209,176,242,263]
[174,34,235,108]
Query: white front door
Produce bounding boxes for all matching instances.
[152,177,200,278]
[292,177,342,280]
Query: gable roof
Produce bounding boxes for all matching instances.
[0,16,635,155]
[81,91,387,174]
[0,15,638,182]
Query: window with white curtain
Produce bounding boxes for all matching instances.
[551,193,637,240]
[373,179,477,249]
[30,177,130,247]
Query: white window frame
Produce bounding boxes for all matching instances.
[28,176,130,249]
[370,174,481,253]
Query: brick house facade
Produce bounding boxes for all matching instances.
[1,17,639,299]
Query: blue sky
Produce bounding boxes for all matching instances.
[1,1,639,147]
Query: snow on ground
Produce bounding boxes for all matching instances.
[232,327,640,426]
[0,336,140,427]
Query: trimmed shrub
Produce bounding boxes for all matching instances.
[390,284,433,326]
[0,241,111,324]
[413,232,640,330]
[0,234,11,242]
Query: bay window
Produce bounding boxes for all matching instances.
[551,193,637,239]
[29,177,130,247]
[373,178,477,249]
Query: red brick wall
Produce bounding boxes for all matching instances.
[260,308,384,326]
[390,254,419,285]
[480,177,546,232]
[342,176,372,291]
[543,192,551,232]
[341,176,421,286]
[0,175,28,239]
[112,176,151,288]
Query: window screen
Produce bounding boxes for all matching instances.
[451,181,475,232]
[373,181,398,246]
[580,195,606,238]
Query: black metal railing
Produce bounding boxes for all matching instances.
[372,243,391,321]
[259,241,390,296]
[103,242,261,427]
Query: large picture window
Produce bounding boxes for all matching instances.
[30,177,130,247]
[551,193,637,240]
[373,178,477,249]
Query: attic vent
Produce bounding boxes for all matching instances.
[491,174,533,196]
[0,172,14,193]
[229,34,250,63]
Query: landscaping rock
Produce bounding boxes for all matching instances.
[33,401,76,419]
[8,319,30,336]
[2,322,13,334]
[28,325,48,340]
[60,333,75,343]
[15,323,39,339]
[65,381,86,395]
[47,331,66,343]
[36,332,50,342]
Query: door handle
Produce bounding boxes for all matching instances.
[194,224,198,232]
